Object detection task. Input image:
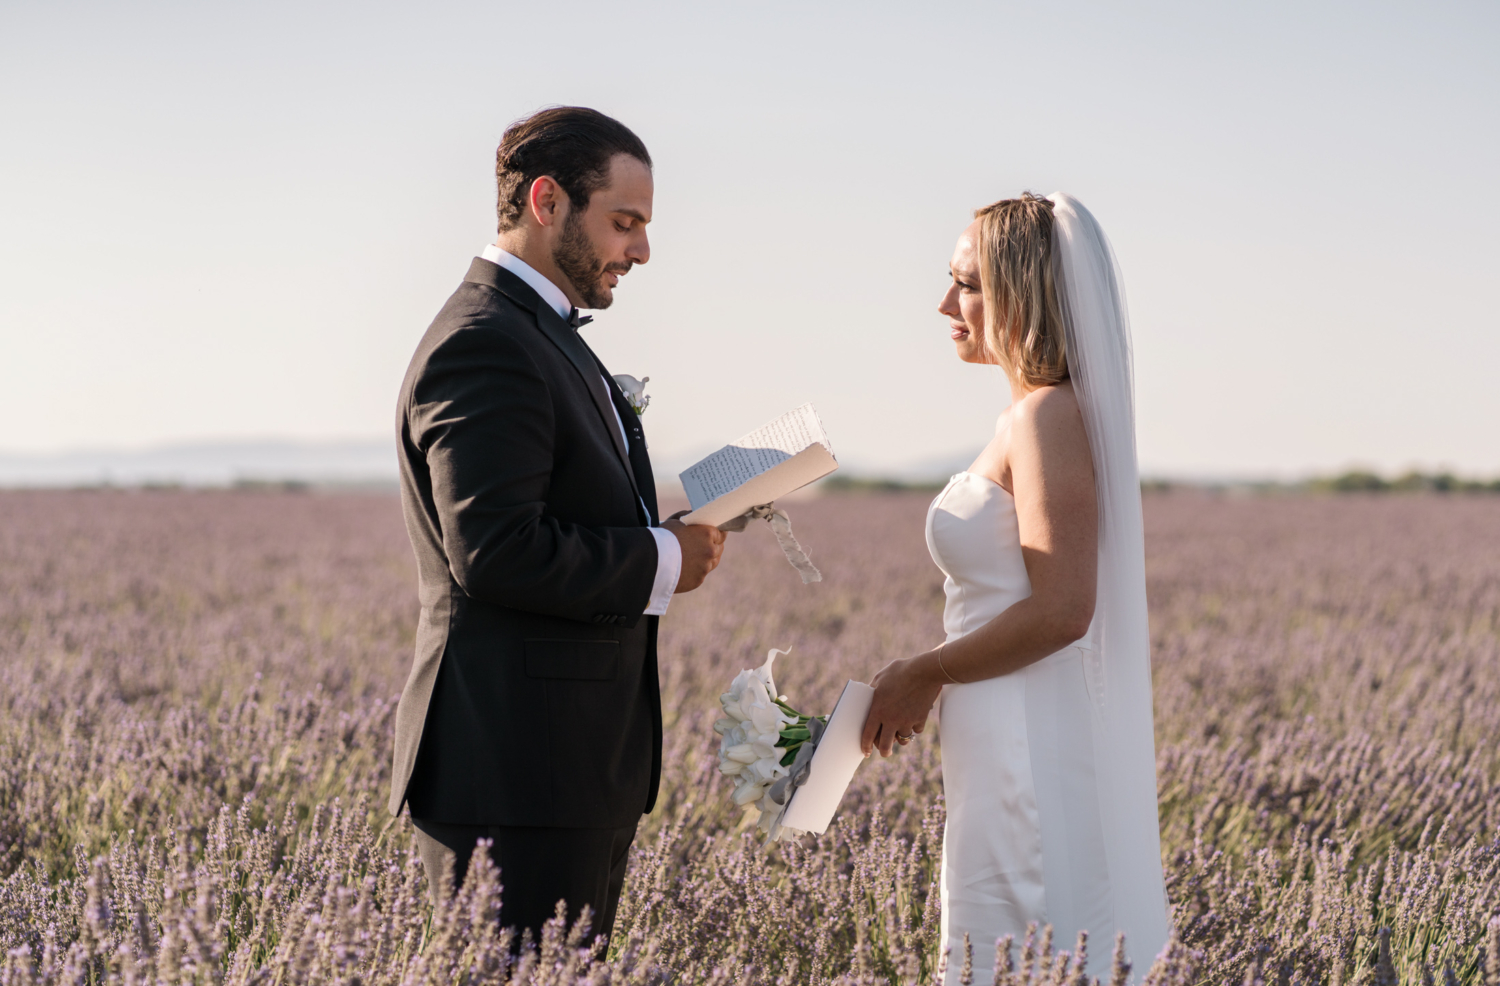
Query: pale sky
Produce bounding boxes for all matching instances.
[2,0,1496,479]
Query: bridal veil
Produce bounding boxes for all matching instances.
[1047,193,1171,959]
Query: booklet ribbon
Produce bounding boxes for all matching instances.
[720,502,822,583]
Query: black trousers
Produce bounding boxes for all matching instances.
[411,817,637,947]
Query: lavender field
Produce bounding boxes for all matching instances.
[2,489,1499,985]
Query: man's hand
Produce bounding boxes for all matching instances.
[662,511,725,592]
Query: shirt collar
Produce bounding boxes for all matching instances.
[480,244,574,321]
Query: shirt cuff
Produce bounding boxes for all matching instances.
[644,526,681,616]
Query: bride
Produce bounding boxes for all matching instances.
[860,193,1169,976]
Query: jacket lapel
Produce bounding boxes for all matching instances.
[464,258,643,507]
[533,305,644,507]
[600,369,660,525]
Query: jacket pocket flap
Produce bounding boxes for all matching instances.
[524,639,620,681]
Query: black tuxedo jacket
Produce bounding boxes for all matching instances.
[389,258,663,828]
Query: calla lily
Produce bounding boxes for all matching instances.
[746,758,787,784]
[740,677,791,736]
[756,648,789,698]
[612,374,650,414]
[725,744,759,764]
[733,780,767,805]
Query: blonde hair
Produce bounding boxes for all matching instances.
[973,192,1069,388]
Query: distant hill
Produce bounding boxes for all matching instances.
[13,440,1487,497]
[0,439,398,488]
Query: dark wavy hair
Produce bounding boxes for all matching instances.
[495,107,652,232]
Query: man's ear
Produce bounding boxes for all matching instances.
[528,176,568,229]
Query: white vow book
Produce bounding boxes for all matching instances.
[679,404,838,528]
[779,680,875,834]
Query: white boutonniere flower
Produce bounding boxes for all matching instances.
[612,374,650,415]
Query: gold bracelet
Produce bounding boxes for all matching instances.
[936,642,961,684]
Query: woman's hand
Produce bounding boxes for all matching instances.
[860,651,946,757]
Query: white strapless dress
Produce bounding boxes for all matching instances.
[928,471,1127,977]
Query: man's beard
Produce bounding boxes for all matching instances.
[553,210,630,311]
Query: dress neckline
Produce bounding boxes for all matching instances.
[953,470,1014,499]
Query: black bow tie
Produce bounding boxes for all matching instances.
[568,309,593,329]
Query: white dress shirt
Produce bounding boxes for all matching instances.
[480,244,680,616]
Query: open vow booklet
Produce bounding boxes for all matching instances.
[679,404,839,528]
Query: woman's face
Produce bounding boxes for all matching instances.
[939,220,990,365]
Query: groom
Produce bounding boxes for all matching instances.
[388,107,726,945]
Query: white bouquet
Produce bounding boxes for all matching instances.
[714,648,829,843]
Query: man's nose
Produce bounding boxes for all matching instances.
[629,231,650,266]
